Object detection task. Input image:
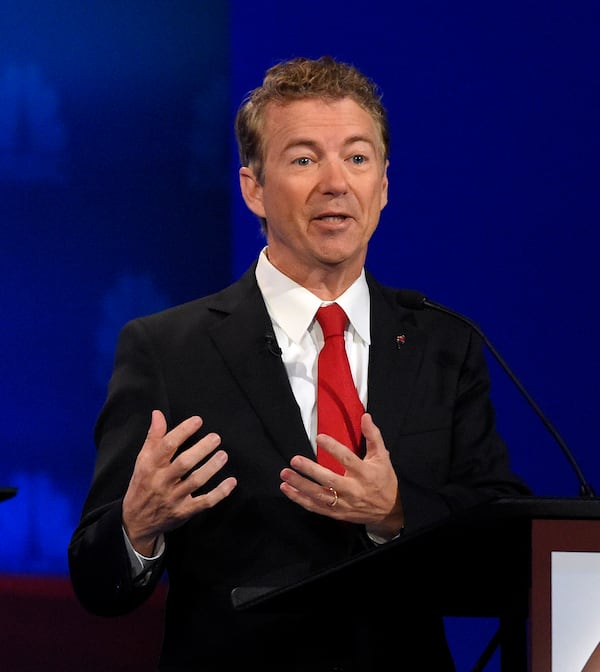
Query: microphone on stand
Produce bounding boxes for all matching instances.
[396,289,596,499]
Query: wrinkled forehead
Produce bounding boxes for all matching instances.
[261,97,386,159]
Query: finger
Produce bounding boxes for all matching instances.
[361,413,385,455]
[188,475,238,510]
[175,440,233,495]
[147,409,168,442]
[315,432,361,475]
[285,453,340,488]
[172,432,222,480]
[156,414,203,462]
[280,461,341,509]
[280,480,341,514]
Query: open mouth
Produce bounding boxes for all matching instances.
[316,214,350,222]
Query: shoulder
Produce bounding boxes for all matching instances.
[365,271,477,358]
[126,264,260,332]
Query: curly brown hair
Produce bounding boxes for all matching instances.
[235,56,390,184]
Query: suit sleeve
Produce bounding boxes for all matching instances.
[68,318,168,616]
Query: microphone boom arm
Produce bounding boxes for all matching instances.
[419,296,596,499]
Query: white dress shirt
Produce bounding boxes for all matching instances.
[255,247,371,450]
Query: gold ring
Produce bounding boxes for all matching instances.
[327,487,339,508]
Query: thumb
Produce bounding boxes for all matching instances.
[361,413,386,457]
[147,409,168,442]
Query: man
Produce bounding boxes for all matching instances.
[69,56,530,671]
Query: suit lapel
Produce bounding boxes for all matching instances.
[207,269,314,466]
[205,267,424,466]
[366,276,426,448]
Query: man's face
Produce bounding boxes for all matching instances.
[239,97,389,283]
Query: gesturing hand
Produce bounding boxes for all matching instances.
[122,410,237,555]
[279,412,404,541]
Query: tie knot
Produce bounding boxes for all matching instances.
[316,303,348,339]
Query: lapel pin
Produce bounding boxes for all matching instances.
[396,334,406,348]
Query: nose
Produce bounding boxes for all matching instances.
[318,159,349,196]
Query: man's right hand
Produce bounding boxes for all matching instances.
[122,409,237,556]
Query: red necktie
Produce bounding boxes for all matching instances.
[315,304,365,474]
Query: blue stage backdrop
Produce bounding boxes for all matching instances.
[0,0,598,669]
[230,1,600,500]
[0,1,230,574]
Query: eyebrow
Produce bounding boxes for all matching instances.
[283,135,376,153]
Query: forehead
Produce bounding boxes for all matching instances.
[262,97,381,152]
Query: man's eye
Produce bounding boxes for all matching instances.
[351,155,366,165]
[294,157,312,166]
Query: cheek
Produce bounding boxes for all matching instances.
[265,180,305,213]
[261,189,284,219]
[364,184,387,218]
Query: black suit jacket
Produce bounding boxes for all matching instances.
[69,264,530,670]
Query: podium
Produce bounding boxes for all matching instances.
[232,496,600,671]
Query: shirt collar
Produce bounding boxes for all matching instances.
[255,247,371,345]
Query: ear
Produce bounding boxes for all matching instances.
[379,160,389,211]
[239,167,266,219]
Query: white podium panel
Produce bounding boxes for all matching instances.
[531,520,600,672]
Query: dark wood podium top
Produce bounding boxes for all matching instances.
[232,496,600,616]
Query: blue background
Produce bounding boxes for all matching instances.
[0,1,598,669]
[230,1,599,499]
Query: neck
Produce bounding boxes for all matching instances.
[264,249,364,301]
